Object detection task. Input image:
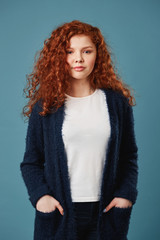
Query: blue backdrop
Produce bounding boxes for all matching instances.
[0,0,160,239]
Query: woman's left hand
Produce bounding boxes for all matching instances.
[103,197,133,213]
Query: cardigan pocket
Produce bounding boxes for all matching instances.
[34,208,63,240]
[112,206,133,239]
[102,206,132,240]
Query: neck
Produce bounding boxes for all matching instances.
[66,79,94,97]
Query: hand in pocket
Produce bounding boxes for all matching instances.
[36,195,64,215]
[103,197,132,213]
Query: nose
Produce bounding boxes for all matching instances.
[75,52,84,63]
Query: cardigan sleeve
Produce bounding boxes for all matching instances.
[113,102,139,205]
[20,102,52,208]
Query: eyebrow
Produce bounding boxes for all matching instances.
[67,46,93,49]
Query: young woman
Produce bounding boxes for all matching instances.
[20,20,138,240]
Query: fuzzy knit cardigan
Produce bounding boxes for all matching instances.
[20,88,139,240]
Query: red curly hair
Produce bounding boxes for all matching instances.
[23,19,136,118]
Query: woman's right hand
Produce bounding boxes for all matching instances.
[36,195,64,215]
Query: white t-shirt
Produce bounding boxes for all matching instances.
[62,88,111,202]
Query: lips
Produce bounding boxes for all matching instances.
[73,66,85,71]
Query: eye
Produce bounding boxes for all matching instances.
[84,50,92,54]
[66,50,73,54]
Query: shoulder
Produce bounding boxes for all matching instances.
[32,100,43,113]
[100,88,130,108]
[30,100,43,116]
[28,100,43,124]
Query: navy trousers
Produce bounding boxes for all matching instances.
[73,201,100,240]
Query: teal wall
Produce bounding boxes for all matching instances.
[0,0,160,239]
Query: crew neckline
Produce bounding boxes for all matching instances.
[65,89,98,99]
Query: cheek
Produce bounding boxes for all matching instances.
[88,57,96,68]
[66,56,72,66]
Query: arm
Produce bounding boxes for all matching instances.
[113,102,139,205]
[20,102,52,208]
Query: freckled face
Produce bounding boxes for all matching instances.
[66,35,97,81]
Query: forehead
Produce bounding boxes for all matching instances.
[68,34,95,48]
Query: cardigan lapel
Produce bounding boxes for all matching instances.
[54,103,74,206]
[99,88,119,206]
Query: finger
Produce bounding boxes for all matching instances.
[104,200,115,212]
[56,202,64,215]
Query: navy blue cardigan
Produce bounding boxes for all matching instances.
[20,88,138,240]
